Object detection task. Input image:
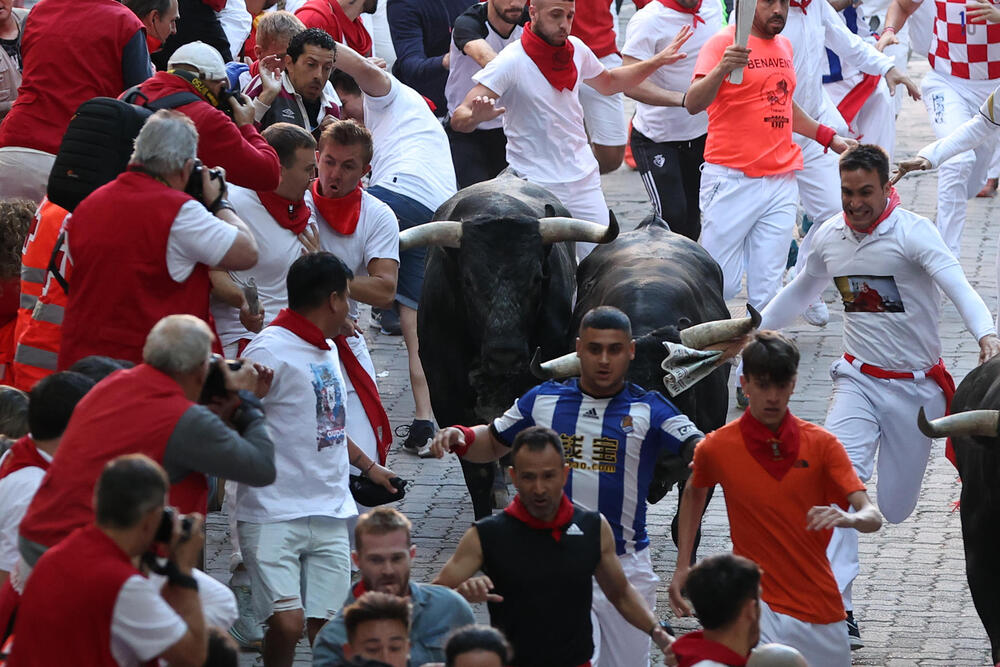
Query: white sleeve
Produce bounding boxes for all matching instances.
[216,0,253,59]
[473,48,517,96]
[0,469,45,572]
[576,39,607,80]
[918,112,999,169]
[362,200,401,267]
[760,244,832,331]
[362,73,400,112]
[621,11,656,60]
[823,1,894,76]
[110,575,188,665]
[166,200,241,282]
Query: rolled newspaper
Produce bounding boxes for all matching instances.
[729,0,755,84]
[661,342,725,397]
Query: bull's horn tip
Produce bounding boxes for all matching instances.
[529,347,546,379]
[916,406,933,438]
[747,303,762,329]
[603,211,620,241]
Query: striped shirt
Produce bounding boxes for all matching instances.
[493,379,703,554]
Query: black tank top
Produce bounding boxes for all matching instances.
[475,507,602,667]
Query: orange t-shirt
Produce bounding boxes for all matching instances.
[690,414,865,625]
[692,26,804,177]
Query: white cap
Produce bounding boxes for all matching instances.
[167,41,227,81]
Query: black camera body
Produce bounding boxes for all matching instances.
[185,160,224,202]
[199,355,242,404]
[154,506,193,544]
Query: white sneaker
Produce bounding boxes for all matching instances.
[803,299,829,327]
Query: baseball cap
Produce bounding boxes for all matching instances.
[168,41,228,81]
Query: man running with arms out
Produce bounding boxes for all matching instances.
[670,331,883,667]
[430,306,703,667]
[434,426,674,667]
[757,144,1000,646]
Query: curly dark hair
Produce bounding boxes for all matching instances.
[0,199,36,282]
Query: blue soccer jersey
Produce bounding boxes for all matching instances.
[492,379,703,554]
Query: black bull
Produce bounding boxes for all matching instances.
[917,356,1000,663]
[406,176,617,519]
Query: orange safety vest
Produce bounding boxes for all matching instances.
[11,199,70,391]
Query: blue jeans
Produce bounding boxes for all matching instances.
[366,184,433,310]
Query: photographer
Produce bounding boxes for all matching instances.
[131,40,281,192]
[9,454,210,666]
[58,109,259,369]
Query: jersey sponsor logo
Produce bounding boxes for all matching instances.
[662,416,701,442]
[582,407,599,419]
[834,274,905,313]
[566,523,584,536]
[560,433,619,473]
[747,56,792,70]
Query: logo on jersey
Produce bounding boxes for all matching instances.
[834,275,905,313]
[582,407,599,419]
[653,154,665,168]
[566,523,584,536]
[621,415,634,434]
[560,433,619,473]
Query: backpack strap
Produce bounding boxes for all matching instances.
[47,230,69,295]
[145,91,203,111]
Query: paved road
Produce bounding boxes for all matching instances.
[217,55,998,665]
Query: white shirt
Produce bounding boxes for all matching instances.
[238,325,358,522]
[210,186,317,348]
[364,75,457,212]
[761,206,996,370]
[622,0,722,143]
[110,575,188,667]
[307,189,400,321]
[918,84,1000,167]
[165,200,240,282]
[782,0,893,118]
[474,36,606,184]
[0,445,51,572]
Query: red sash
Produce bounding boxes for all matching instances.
[311,181,363,235]
[739,410,801,481]
[270,308,330,350]
[333,335,392,465]
[521,23,578,92]
[256,190,311,235]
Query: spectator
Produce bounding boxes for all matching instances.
[341,591,412,667]
[124,0,179,53]
[445,625,512,667]
[0,0,151,202]
[246,27,340,134]
[67,355,133,384]
[57,110,259,369]
[386,0,470,115]
[8,455,209,666]
[434,426,674,667]
[747,644,808,667]
[0,385,26,445]
[229,10,305,91]
[0,199,32,384]
[328,45,454,453]
[153,0,233,68]
[313,507,475,666]
[444,0,526,188]
[296,0,374,56]
[0,0,27,121]
[671,554,762,667]
[18,313,275,569]
[133,41,281,192]
[236,252,399,667]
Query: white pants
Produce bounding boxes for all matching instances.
[0,147,55,203]
[920,70,998,257]
[824,76,898,159]
[579,53,627,147]
[699,163,798,310]
[591,549,658,667]
[759,600,851,667]
[540,168,611,262]
[823,356,946,608]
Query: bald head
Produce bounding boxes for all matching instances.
[142,315,214,374]
[747,644,808,667]
[528,0,574,45]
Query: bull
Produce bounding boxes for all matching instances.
[401,174,618,519]
[917,357,1000,663]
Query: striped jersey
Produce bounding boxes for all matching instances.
[493,379,703,555]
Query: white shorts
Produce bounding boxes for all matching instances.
[238,516,351,621]
[536,168,610,262]
[591,548,658,667]
[759,600,851,667]
[579,53,627,146]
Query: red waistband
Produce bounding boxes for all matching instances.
[843,353,917,379]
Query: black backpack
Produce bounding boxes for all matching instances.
[46,88,200,212]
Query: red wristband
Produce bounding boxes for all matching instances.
[882,25,897,34]
[815,124,836,152]
[451,425,476,457]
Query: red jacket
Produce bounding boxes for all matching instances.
[58,171,212,369]
[19,364,205,552]
[134,71,280,191]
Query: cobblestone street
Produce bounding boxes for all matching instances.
[215,55,999,665]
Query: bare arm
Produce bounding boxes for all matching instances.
[585,26,692,96]
[348,257,398,310]
[684,45,749,114]
[433,526,487,588]
[463,38,500,68]
[620,55,686,106]
[451,83,505,133]
[430,424,511,463]
[668,482,710,616]
[876,0,921,50]
[792,101,856,153]
[331,42,392,98]
[806,490,883,533]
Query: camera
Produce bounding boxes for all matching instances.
[199,355,242,404]
[185,160,224,202]
[154,507,193,544]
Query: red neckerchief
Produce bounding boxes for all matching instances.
[352,579,368,599]
[249,59,260,78]
[270,308,330,350]
[739,410,801,481]
[329,0,373,56]
[504,493,575,542]
[844,187,900,235]
[146,33,162,54]
[0,436,49,480]
[656,0,706,27]
[256,190,311,235]
[789,0,811,12]
[673,632,748,667]
[333,335,392,464]
[311,180,363,235]
[521,23,578,92]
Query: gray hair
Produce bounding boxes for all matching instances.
[142,314,214,374]
[129,109,199,176]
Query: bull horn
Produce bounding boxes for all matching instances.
[530,348,581,380]
[398,221,463,251]
[679,303,762,350]
[537,212,619,245]
[916,406,1000,438]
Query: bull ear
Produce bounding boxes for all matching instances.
[677,317,692,330]
[544,204,556,218]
